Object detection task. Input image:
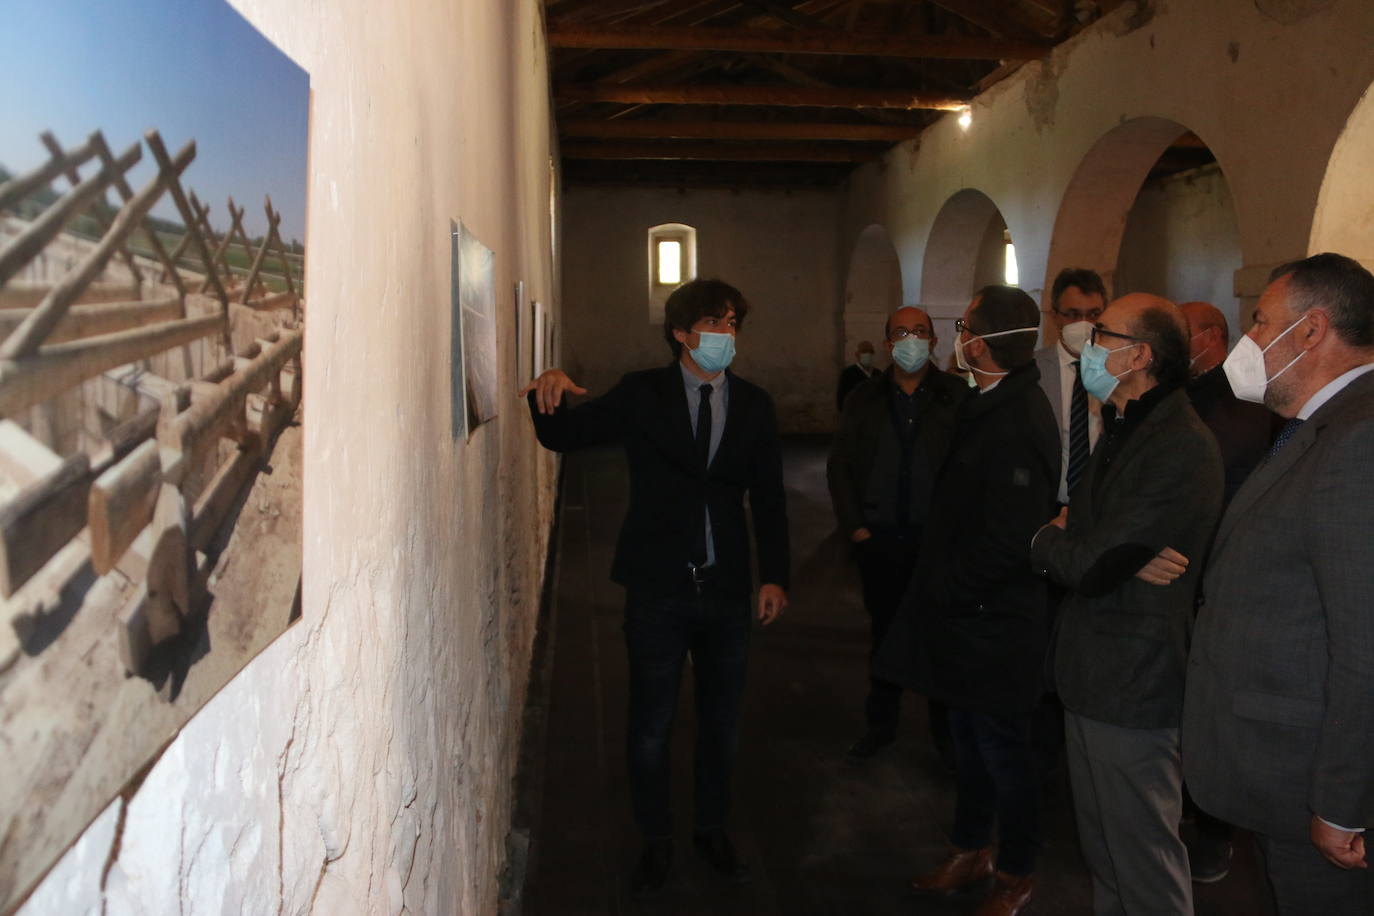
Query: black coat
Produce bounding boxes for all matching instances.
[836,363,875,411]
[826,366,969,538]
[1033,386,1223,729]
[875,363,1061,714]
[529,362,789,598]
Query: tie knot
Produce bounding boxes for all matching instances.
[699,383,713,397]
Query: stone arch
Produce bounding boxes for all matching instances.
[1046,117,1242,339]
[1310,79,1374,265]
[841,223,902,367]
[920,188,1013,364]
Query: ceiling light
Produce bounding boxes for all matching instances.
[957,107,972,130]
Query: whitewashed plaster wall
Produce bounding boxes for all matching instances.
[560,186,842,434]
[18,1,560,914]
[839,0,1374,331]
[1116,164,1244,336]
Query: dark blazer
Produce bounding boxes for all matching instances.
[826,366,969,538]
[1183,369,1374,842]
[1186,365,1280,508]
[1032,386,1223,730]
[876,363,1061,714]
[529,362,789,599]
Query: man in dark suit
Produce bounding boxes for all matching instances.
[889,286,1060,916]
[1035,268,1107,507]
[827,306,968,760]
[1031,294,1223,915]
[1182,300,1280,507]
[521,278,790,898]
[1184,253,1374,914]
[836,339,878,410]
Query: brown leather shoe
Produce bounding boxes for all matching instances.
[973,870,1035,916]
[910,846,995,893]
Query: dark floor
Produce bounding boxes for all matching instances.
[524,439,1275,916]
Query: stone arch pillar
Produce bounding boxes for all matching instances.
[841,224,902,367]
[920,188,1011,365]
[1310,79,1374,269]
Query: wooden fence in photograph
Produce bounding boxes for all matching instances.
[0,126,304,674]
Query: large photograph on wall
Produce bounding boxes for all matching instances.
[0,0,309,909]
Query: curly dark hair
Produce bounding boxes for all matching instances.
[662,279,749,357]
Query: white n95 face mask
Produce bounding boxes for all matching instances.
[1059,321,1093,355]
[1222,317,1307,404]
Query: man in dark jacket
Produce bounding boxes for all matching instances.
[1031,294,1223,915]
[836,339,878,410]
[827,306,968,760]
[883,286,1059,916]
[521,279,789,898]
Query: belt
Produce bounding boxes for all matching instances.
[686,563,720,595]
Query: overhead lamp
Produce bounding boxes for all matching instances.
[957,107,973,131]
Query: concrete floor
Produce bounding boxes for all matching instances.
[523,439,1276,915]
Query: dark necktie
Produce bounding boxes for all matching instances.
[696,383,713,467]
[1067,362,1090,493]
[693,384,713,565]
[1267,417,1303,458]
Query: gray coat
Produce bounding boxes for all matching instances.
[1032,386,1223,729]
[1183,369,1374,841]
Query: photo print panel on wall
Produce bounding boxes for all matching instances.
[0,0,308,909]
[514,279,528,386]
[450,219,468,439]
[459,222,498,434]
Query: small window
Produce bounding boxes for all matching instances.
[657,239,682,285]
[1003,229,1019,287]
[647,223,697,323]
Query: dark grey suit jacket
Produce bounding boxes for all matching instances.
[1032,386,1223,729]
[1183,369,1374,841]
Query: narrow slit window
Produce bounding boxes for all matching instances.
[1004,230,1019,287]
[658,240,682,285]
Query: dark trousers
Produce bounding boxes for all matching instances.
[947,708,1041,876]
[854,534,950,751]
[623,591,751,840]
[1255,832,1373,915]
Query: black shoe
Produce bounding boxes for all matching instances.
[631,839,673,898]
[846,729,896,760]
[692,830,751,884]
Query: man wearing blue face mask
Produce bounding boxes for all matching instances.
[520,278,789,898]
[1030,293,1223,916]
[827,306,969,762]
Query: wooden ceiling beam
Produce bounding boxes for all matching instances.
[925,0,1046,41]
[560,118,922,141]
[556,83,971,110]
[547,24,1051,59]
[561,141,879,162]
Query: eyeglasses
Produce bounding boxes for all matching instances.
[1089,326,1141,347]
[888,325,932,342]
[953,318,976,335]
[1055,306,1104,322]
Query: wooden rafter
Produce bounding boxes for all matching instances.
[560,118,922,141]
[556,83,971,109]
[561,141,880,161]
[548,24,1050,59]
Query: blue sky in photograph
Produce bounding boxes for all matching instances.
[0,0,309,242]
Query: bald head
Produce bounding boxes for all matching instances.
[1180,301,1227,339]
[885,306,933,341]
[1104,293,1191,388]
[1179,301,1228,376]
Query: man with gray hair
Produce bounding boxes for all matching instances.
[1031,293,1223,915]
[1185,253,1374,913]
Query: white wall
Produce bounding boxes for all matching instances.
[560,186,842,434]
[1116,164,1244,336]
[17,0,560,913]
[839,0,1374,328]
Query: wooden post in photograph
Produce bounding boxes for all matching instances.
[88,131,188,299]
[38,131,145,292]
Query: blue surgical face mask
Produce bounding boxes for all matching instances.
[1078,340,1138,401]
[691,331,736,373]
[891,336,930,373]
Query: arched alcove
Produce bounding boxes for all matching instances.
[1310,79,1374,266]
[1047,117,1242,341]
[920,188,1015,365]
[841,224,902,367]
